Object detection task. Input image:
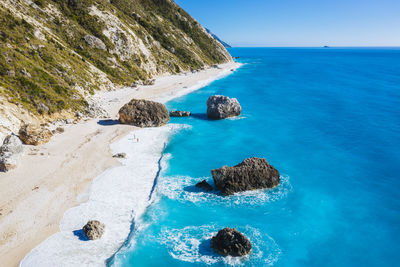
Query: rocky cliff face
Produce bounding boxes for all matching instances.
[0,0,232,142]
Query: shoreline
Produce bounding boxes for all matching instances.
[0,61,240,267]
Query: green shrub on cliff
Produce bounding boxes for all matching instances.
[0,0,231,116]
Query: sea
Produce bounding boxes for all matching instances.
[109,48,400,266]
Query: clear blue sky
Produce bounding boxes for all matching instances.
[175,0,400,47]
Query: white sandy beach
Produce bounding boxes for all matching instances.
[0,61,240,267]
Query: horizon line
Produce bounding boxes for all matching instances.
[228,46,400,48]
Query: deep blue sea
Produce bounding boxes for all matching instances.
[111,48,400,266]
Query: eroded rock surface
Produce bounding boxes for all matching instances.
[83,35,107,50]
[211,228,252,257]
[119,99,170,127]
[0,134,23,172]
[18,124,52,146]
[211,157,280,195]
[206,95,241,120]
[83,220,105,240]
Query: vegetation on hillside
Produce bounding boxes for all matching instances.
[0,0,231,116]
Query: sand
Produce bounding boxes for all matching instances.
[0,61,240,267]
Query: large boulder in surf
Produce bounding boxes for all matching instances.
[0,134,23,172]
[18,124,52,146]
[211,157,280,196]
[206,95,241,120]
[118,99,170,127]
[211,228,252,257]
[83,220,105,240]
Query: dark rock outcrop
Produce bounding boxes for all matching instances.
[113,153,127,159]
[211,157,280,196]
[195,180,213,192]
[0,134,23,172]
[118,99,170,127]
[18,124,53,146]
[206,95,241,120]
[170,111,191,117]
[211,228,252,257]
[83,220,105,240]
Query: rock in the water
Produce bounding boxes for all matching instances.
[113,153,127,159]
[206,95,241,120]
[83,220,105,240]
[118,99,170,127]
[211,228,252,257]
[195,180,213,192]
[18,124,53,146]
[211,157,280,196]
[0,134,23,172]
[170,111,191,117]
[83,35,107,50]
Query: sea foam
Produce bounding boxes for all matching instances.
[20,124,185,267]
[157,225,281,266]
[157,174,293,207]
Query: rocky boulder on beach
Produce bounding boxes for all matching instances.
[83,220,105,240]
[118,99,170,127]
[206,95,241,120]
[211,157,280,196]
[0,134,23,172]
[169,111,191,117]
[18,124,53,146]
[211,228,252,257]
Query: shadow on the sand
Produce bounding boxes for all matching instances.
[73,229,88,241]
[97,119,120,126]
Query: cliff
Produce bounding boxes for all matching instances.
[0,0,232,141]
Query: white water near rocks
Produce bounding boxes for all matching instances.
[20,125,182,266]
[20,65,241,267]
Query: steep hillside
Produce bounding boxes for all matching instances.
[0,0,232,123]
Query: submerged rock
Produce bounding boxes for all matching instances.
[206,95,241,120]
[195,180,213,192]
[118,99,170,127]
[169,111,191,117]
[18,124,53,146]
[0,134,23,172]
[211,228,252,257]
[83,220,105,240]
[211,157,280,196]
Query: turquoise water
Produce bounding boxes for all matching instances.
[111,48,400,266]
